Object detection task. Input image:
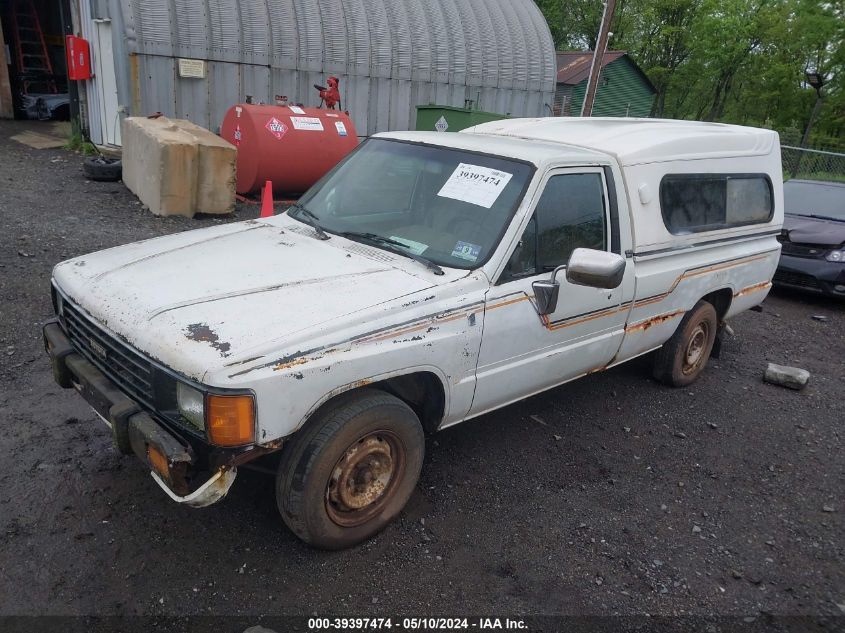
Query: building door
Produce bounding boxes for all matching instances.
[93,20,120,145]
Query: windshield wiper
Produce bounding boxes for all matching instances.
[341,231,445,276]
[289,203,330,240]
[341,232,407,248]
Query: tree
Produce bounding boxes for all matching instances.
[534,0,844,148]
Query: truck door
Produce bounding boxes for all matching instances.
[470,167,633,416]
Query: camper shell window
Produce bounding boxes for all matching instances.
[660,174,774,234]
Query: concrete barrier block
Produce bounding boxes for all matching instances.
[122,117,235,217]
[171,119,236,215]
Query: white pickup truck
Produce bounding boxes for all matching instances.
[44,118,783,548]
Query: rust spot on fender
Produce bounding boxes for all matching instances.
[184,323,231,357]
[274,356,310,371]
[223,443,284,467]
[625,310,685,333]
[733,281,771,298]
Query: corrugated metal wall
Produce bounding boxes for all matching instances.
[568,57,656,118]
[110,0,556,138]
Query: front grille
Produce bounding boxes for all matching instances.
[779,241,827,259]
[61,298,156,407]
[772,269,821,289]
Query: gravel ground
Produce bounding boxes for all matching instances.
[0,121,843,625]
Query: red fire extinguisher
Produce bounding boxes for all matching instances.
[65,35,92,80]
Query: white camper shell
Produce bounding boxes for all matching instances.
[45,118,783,548]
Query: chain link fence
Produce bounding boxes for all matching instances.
[781,145,845,182]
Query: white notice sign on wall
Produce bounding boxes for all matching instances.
[437,163,513,208]
[177,58,206,79]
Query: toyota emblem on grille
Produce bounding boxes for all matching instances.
[89,338,107,361]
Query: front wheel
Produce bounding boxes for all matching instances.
[652,300,718,387]
[276,389,424,549]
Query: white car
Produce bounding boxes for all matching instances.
[44,118,783,548]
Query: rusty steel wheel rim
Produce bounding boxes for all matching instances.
[325,430,405,527]
[682,322,709,375]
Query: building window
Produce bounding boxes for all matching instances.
[660,174,773,234]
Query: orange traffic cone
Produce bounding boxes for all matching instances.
[260,180,274,218]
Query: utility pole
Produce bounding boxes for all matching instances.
[792,71,826,177]
[799,72,825,148]
[580,0,617,117]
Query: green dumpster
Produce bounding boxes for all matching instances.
[415,105,508,133]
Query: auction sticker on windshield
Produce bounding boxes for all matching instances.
[437,164,514,209]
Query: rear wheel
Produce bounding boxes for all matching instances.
[652,300,718,387]
[276,389,424,549]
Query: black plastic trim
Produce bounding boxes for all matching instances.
[603,166,621,255]
[633,229,782,257]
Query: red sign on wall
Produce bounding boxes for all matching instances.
[65,35,92,81]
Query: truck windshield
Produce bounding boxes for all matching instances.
[293,138,534,269]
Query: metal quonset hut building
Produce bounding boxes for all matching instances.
[76,0,557,146]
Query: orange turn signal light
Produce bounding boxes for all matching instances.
[147,444,169,477]
[207,394,255,447]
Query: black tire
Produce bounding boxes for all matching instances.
[83,156,122,182]
[276,388,425,549]
[652,300,718,387]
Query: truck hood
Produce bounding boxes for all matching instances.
[783,213,845,247]
[52,216,442,380]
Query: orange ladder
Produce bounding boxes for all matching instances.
[10,0,57,93]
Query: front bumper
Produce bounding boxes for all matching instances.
[774,255,845,298]
[43,320,236,507]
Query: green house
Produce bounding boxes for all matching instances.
[554,51,656,117]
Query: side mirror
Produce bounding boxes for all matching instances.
[566,248,626,289]
[531,249,626,316]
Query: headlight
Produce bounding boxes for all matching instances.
[177,382,205,430]
[825,248,845,262]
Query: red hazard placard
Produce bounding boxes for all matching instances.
[265,117,288,140]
